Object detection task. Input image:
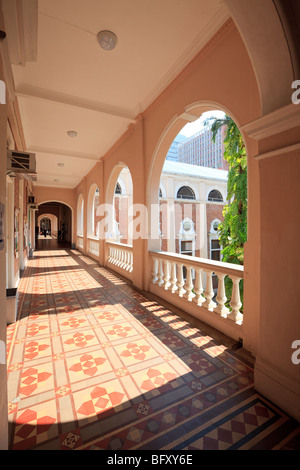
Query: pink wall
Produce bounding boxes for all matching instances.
[30,18,300,421]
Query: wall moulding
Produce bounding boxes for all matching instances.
[254,355,300,422]
[241,103,300,141]
[253,142,300,161]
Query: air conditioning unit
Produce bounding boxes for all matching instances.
[7,149,36,174]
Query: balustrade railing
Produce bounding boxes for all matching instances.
[150,251,243,324]
[106,241,133,279]
[77,235,84,251]
[87,237,100,257]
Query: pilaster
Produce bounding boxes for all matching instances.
[242,103,300,421]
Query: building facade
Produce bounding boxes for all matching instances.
[159,161,227,262]
[178,125,228,170]
[165,134,186,162]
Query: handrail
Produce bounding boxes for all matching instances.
[87,237,99,257]
[106,240,133,250]
[150,250,243,323]
[106,241,133,275]
[151,251,243,279]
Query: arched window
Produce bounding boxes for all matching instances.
[208,189,223,202]
[176,186,196,200]
[115,182,122,194]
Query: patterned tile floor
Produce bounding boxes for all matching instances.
[6,245,300,450]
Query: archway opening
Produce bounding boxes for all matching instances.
[38,215,58,239]
[87,185,100,239]
[158,109,232,261]
[105,165,133,245]
[37,202,72,248]
[152,105,247,310]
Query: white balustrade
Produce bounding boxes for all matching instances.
[77,236,84,250]
[202,270,216,311]
[106,241,133,278]
[88,238,99,257]
[228,276,243,322]
[193,267,205,306]
[150,251,243,324]
[184,266,195,301]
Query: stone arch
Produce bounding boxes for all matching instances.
[37,200,74,244]
[147,101,248,251]
[38,213,58,238]
[224,0,297,114]
[105,162,134,244]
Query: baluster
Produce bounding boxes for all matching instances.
[214,273,229,317]
[176,263,186,297]
[202,270,216,310]
[228,276,243,322]
[120,249,125,268]
[184,265,195,301]
[163,260,171,290]
[125,250,130,271]
[129,251,133,272]
[157,259,164,287]
[170,261,178,293]
[122,250,127,269]
[193,267,205,305]
[152,257,158,284]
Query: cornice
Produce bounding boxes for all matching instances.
[241,103,300,140]
[253,142,300,161]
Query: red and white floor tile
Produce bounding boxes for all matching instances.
[6,248,300,450]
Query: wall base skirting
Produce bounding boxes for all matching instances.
[254,356,300,422]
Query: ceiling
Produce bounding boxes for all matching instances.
[4,0,229,189]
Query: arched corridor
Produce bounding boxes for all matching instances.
[38,202,73,246]
[7,245,299,450]
[0,0,299,452]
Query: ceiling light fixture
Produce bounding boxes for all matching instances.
[97,30,118,51]
[67,130,78,138]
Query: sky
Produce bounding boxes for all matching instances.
[179,110,225,138]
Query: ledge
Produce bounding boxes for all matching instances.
[241,103,300,140]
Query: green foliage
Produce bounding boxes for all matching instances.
[204,115,247,266]
[204,115,247,311]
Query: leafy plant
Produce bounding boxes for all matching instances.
[204,115,247,309]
